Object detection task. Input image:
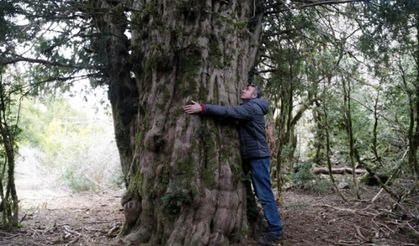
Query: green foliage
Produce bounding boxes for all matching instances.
[1,0,107,93]
[18,96,122,192]
[0,1,16,42]
[63,168,96,192]
[19,98,80,153]
[290,162,334,193]
[290,162,316,187]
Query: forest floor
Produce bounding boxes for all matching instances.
[1,185,418,246]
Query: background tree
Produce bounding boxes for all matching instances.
[0,69,21,228]
[260,3,324,191]
[256,0,418,201]
[361,0,419,178]
[0,1,24,228]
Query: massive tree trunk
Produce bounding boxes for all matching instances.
[91,0,264,244]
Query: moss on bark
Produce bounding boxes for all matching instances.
[103,0,265,244]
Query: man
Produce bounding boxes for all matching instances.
[183,84,283,245]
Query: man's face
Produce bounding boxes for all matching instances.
[240,86,257,100]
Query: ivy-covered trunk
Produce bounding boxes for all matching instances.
[91,0,263,244]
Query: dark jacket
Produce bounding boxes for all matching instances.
[202,98,270,159]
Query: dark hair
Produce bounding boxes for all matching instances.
[248,84,263,98]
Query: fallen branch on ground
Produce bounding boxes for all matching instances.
[371,149,409,203]
[312,167,366,175]
[62,225,82,236]
[65,235,81,246]
[354,225,367,241]
[404,221,419,237]
[314,204,378,217]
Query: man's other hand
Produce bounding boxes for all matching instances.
[183,101,203,114]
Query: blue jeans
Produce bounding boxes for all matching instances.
[249,157,283,234]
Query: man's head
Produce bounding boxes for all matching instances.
[240,84,262,100]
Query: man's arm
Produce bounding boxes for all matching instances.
[183,101,252,120]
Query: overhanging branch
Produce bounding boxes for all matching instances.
[297,0,367,8]
[264,0,367,15]
[1,56,97,70]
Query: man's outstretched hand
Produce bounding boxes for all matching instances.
[183,101,203,114]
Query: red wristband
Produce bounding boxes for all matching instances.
[200,104,205,112]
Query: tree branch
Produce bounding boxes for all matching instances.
[1,56,97,70]
[296,0,367,9]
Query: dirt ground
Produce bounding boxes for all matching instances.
[1,187,418,246]
[280,187,419,246]
[0,189,125,246]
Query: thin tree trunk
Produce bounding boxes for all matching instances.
[372,83,382,165]
[312,103,324,165]
[275,44,297,193]
[399,60,418,180]
[275,83,295,193]
[413,16,419,179]
[323,77,347,201]
[275,97,287,191]
[0,80,18,227]
[91,1,265,244]
[342,76,360,199]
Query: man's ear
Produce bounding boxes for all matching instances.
[251,89,258,98]
[250,86,258,98]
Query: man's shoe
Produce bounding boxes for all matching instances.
[257,231,282,245]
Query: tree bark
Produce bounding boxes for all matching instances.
[92,0,264,244]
